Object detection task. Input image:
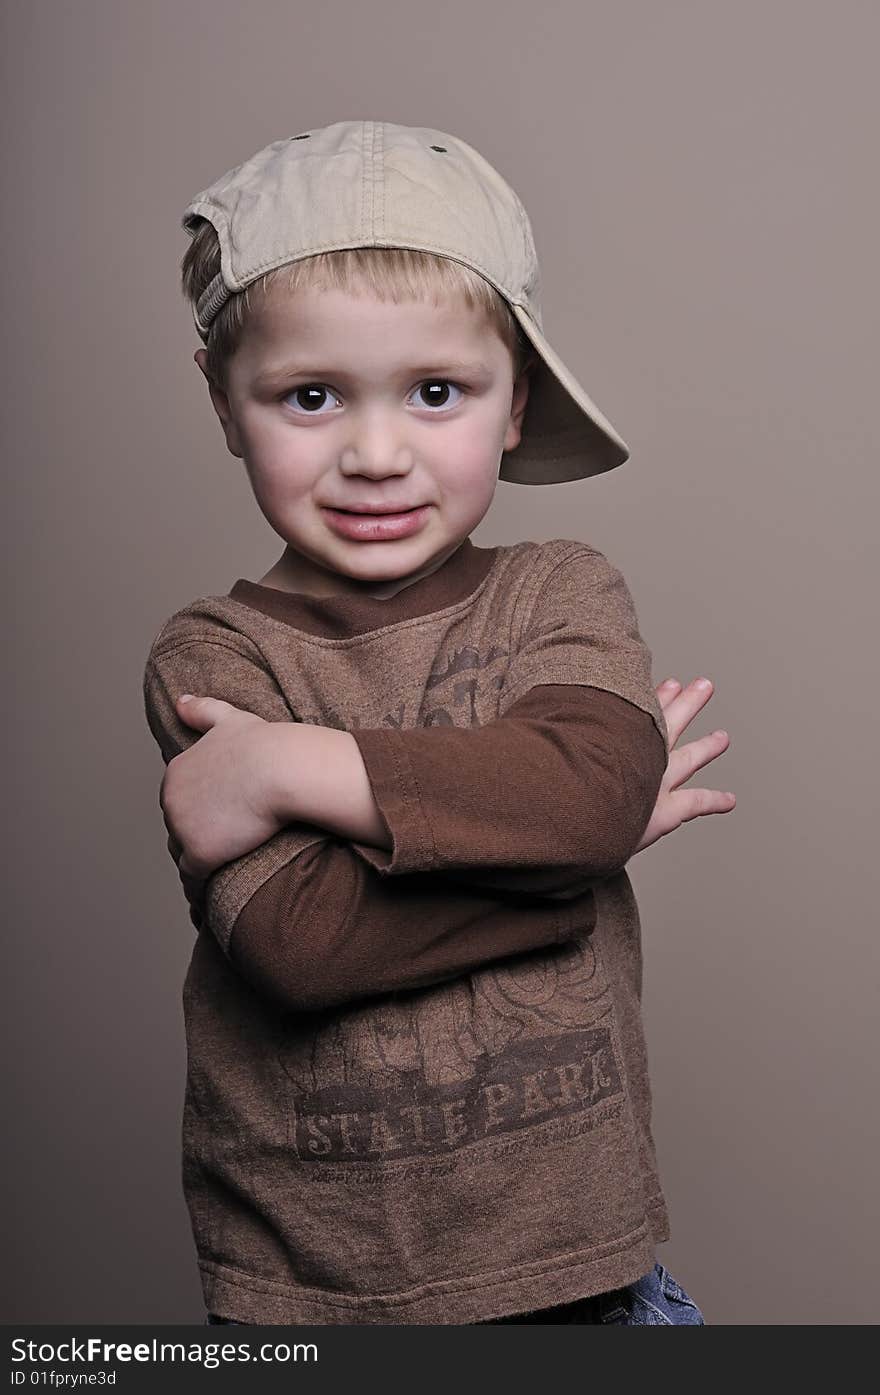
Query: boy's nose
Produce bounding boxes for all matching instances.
[340,421,416,476]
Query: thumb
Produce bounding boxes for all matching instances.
[175,693,233,729]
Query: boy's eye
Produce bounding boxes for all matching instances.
[281,380,464,415]
[283,384,342,415]
[410,380,464,411]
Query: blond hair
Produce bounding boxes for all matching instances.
[181,217,536,391]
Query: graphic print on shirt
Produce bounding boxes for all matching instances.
[420,642,509,725]
[277,929,625,1170]
[292,641,510,733]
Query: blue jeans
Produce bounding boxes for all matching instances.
[205,1262,704,1326]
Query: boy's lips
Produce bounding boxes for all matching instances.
[322,504,431,541]
[325,503,426,514]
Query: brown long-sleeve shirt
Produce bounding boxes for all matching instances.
[143,535,672,1324]
[228,684,665,1011]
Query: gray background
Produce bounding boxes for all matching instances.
[4,0,878,1324]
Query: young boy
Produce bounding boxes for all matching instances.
[143,120,734,1325]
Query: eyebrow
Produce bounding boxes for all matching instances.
[252,359,494,390]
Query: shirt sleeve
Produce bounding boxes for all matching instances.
[347,545,669,888]
[227,837,578,1014]
[143,631,329,957]
[143,631,586,1013]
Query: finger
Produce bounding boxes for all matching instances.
[656,679,682,710]
[166,830,183,863]
[672,787,737,824]
[664,729,731,788]
[177,691,256,714]
[662,677,718,747]
[174,693,235,729]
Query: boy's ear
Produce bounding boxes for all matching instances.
[194,349,244,458]
[502,359,534,453]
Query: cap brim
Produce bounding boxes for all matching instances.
[499,304,630,485]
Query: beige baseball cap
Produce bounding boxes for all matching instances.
[182,119,629,485]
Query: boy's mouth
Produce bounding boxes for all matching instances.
[327,504,425,515]
[323,504,431,540]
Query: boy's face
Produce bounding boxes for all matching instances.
[195,283,531,598]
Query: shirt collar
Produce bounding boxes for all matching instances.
[227,536,497,638]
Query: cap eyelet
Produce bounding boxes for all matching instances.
[290,133,311,140]
[429,144,447,153]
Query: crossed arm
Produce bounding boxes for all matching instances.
[165,676,731,883]
[166,683,664,888]
[155,678,667,1010]
[153,653,733,1012]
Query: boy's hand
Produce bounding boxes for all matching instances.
[160,694,287,881]
[634,678,736,855]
